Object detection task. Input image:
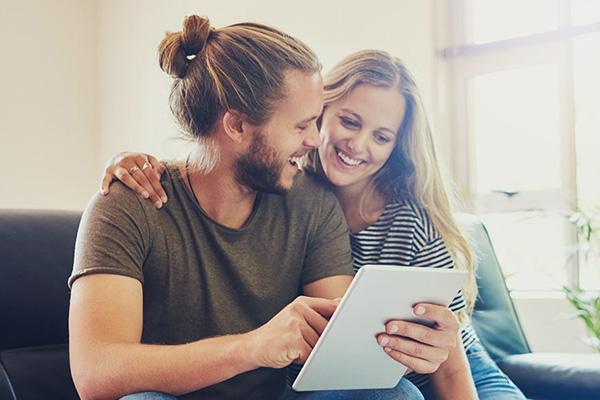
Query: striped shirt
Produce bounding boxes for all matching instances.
[350,199,478,388]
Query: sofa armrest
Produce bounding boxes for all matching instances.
[497,352,600,400]
[0,362,16,400]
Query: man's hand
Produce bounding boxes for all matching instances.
[243,296,339,369]
[376,303,460,374]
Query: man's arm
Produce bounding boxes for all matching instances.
[69,274,338,399]
[303,275,353,299]
[69,274,255,399]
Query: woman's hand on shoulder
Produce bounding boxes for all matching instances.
[101,152,167,208]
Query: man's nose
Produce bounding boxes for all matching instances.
[303,123,322,148]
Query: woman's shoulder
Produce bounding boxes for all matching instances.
[385,198,437,241]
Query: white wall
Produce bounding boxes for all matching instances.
[513,296,592,352]
[0,0,436,211]
[0,0,99,210]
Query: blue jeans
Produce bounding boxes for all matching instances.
[281,379,424,400]
[120,379,424,400]
[419,341,526,400]
[120,393,177,400]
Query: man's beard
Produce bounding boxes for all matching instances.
[234,131,290,195]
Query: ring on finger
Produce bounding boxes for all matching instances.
[141,161,152,171]
[129,166,140,174]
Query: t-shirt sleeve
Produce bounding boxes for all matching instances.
[301,190,354,285]
[410,217,467,313]
[68,184,151,288]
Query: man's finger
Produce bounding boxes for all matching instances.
[299,320,320,348]
[300,304,330,336]
[298,297,339,319]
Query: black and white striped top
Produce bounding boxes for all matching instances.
[350,200,478,388]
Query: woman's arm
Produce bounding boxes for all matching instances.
[101,152,167,208]
[430,340,477,400]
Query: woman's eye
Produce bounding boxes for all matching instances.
[339,116,359,129]
[375,133,391,144]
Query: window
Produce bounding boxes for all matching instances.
[437,0,600,292]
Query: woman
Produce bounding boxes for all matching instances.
[101,50,525,400]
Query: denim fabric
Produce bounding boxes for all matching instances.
[120,392,178,400]
[419,341,526,400]
[467,341,526,399]
[281,378,424,400]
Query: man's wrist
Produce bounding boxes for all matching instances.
[233,331,262,371]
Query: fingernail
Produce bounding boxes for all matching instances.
[100,189,107,195]
[384,347,392,353]
[380,336,389,346]
[142,192,149,199]
[414,306,426,316]
[155,201,162,208]
[161,196,168,203]
[389,325,398,334]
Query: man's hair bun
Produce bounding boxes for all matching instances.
[158,15,211,79]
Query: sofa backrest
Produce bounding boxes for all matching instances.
[0,209,531,361]
[456,213,532,360]
[0,210,81,350]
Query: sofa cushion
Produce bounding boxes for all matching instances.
[0,344,78,400]
[497,352,600,400]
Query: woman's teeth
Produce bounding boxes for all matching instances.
[337,150,362,166]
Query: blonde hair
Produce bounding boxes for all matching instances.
[313,50,477,317]
[158,15,321,171]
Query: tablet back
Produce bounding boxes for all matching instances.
[292,265,467,391]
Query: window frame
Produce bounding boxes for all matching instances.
[434,0,600,291]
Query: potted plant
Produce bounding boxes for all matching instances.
[563,207,600,351]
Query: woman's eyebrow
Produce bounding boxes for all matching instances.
[339,108,362,121]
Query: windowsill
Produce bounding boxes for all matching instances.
[510,290,600,299]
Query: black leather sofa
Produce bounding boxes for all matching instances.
[1,210,599,399]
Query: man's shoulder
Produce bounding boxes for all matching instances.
[287,170,335,203]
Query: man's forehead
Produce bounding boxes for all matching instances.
[278,70,324,115]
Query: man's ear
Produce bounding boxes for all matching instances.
[222,110,253,144]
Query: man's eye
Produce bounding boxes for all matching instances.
[340,116,359,129]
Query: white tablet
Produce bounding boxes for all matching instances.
[292,265,467,392]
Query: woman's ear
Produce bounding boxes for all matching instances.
[222,110,253,144]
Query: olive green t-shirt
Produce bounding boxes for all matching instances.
[69,164,353,399]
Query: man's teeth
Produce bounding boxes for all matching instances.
[289,156,304,167]
[337,151,362,166]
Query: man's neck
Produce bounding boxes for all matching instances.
[181,162,258,229]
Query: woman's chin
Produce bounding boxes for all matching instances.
[325,171,356,189]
